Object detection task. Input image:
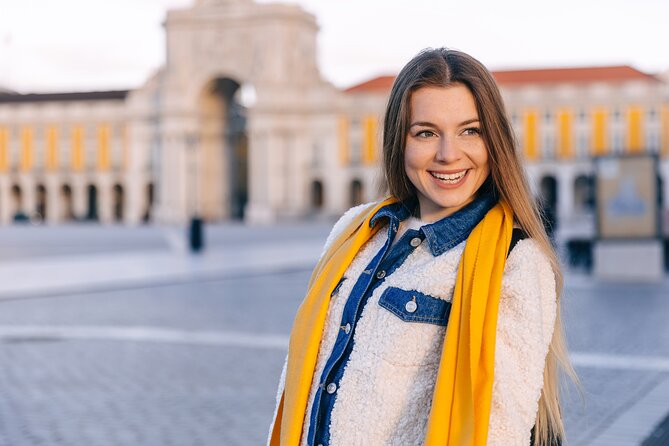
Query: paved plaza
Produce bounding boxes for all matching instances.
[0,222,667,445]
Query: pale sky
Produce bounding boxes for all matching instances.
[0,0,667,93]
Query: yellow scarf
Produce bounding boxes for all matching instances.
[270,198,513,445]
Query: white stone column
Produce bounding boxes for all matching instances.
[292,132,311,217]
[200,123,225,221]
[0,176,11,224]
[45,173,62,224]
[97,173,113,224]
[71,174,87,220]
[19,175,36,219]
[245,129,276,223]
[661,160,669,236]
[557,165,575,226]
[156,123,191,224]
[124,121,152,225]
[124,174,145,225]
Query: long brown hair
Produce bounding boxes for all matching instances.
[381,47,578,445]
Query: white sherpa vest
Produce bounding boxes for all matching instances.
[271,202,557,446]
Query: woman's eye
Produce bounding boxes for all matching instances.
[416,130,436,138]
[462,127,481,136]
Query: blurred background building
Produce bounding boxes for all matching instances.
[0,0,667,238]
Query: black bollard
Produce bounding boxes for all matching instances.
[189,216,204,253]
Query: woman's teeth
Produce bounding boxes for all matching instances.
[430,170,467,184]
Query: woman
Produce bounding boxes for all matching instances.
[268,48,576,446]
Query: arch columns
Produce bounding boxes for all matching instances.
[154,115,198,224]
[557,164,575,225]
[0,177,11,223]
[71,174,87,220]
[45,174,62,224]
[97,174,113,223]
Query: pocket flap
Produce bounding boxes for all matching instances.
[378,287,451,326]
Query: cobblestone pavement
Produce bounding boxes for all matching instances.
[0,224,667,445]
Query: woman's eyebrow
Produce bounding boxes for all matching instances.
[409,118,480,128]
[458,118,480,126]
[409,121,437,128]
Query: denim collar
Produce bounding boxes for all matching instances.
[370,186,498,257]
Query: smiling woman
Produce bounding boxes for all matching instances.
[269,48,577,446]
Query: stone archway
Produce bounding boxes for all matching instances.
[35,184,47,221]
[540,175,558,211]
[573,174,594,213]
[11,185,23,220]
[86,184,98,221]
[61,185,74,221]
[143,183,154,223]
[145,0,326,224]
[311,180,324,210]
[350,179,363,207]
[539,175,558,236]
[113,184,124,222]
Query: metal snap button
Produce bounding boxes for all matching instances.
[376,270,386,279]
[405,296,418,313]
[410,237,422,247]
[326,383,337,394]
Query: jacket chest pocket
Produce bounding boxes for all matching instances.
[378,287,451,326]
[370,287,452,366]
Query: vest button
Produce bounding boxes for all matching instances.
[410,237,422,247]
[376,270,386,279]
[405,299,418,313]
[326,383,337,394]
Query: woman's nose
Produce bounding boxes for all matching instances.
[434,136,461,163]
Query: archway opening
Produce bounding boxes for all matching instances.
[113,184,124,222]
[11,185,24,221]
[36,184,47,221]
[350,179,363,207]
[539,175,558,237]
[311,180,324,210]
[539,176,558,211]
[61,185,74,221]
[86,185,98,221]
[143,183,154,223]
[573,175,594,213]
[199,77,249,221]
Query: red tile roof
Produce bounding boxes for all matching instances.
[345,66,657,93]
[344,76,396,93]
[492,65,657,85]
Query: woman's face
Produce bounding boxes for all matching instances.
[404,83,490,222]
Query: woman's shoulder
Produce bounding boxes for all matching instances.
[320,201,379,258]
